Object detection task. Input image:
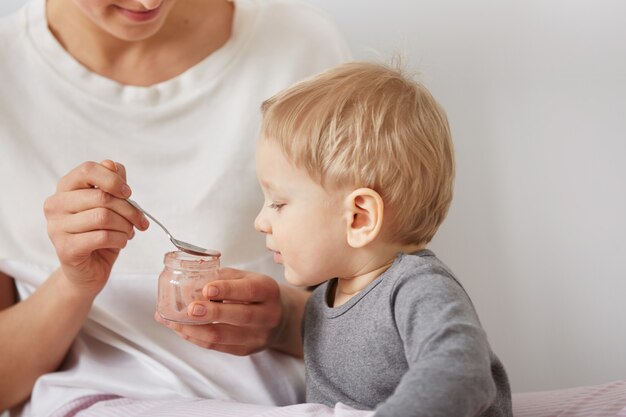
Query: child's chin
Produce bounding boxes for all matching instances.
[283,271,309,287]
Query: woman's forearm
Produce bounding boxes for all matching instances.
[0,269,95,410]
[271,284,310,358]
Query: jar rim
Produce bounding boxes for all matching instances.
[163,250,220,271]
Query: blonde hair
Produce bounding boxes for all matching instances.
[260,61,454,246]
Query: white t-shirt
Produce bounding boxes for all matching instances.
[0,0,350,415]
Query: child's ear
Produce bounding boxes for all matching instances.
[343,188,384,248]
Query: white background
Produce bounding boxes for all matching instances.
[2,0,625,394]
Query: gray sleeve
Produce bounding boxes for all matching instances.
[374,272,497,417]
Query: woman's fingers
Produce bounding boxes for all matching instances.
[101,159,128,183]
[174,326,261,356]
[154,270,286,355]
[203,268,281,303]
[44,188,149,231]
[43,160,143,296]
[154,312,271,355]
[184,299,282,328]
[113,161,127,181]
[54,230,131,265]
[56,160,131,199]
[55,208,136,237]
[176,324,268,355]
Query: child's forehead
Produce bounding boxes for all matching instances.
[256,136,280,155]
[256,143,303,186]
[256,139,298,173]
[258,177,278,191]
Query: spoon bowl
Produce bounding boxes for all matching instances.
[127,199,221,258]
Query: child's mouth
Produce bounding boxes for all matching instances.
[273,251,282,264]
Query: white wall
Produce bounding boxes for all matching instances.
[0,1,22,16]
[309,0,626,393]
[3,0,625,394]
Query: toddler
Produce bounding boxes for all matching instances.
[254,61,512,416]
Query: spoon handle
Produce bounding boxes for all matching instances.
[127,199,172,239]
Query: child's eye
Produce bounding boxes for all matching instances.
[268,202,286,211]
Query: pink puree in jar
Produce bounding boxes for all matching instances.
[157,250,220,324]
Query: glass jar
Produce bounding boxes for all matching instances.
[157,250,221,324]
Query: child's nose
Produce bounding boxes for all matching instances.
[254,210,271,234]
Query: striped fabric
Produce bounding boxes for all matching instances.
[513,379,626,417]
[47,379,626,417]
[48,395,120,417]
[49,396,375,417]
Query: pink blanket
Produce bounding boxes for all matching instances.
[513,379,626,417]
[50,379,626,417]
[50,396,374,417]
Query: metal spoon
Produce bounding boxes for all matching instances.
[127,199,221,258]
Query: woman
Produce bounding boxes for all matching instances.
[0,0,350,414]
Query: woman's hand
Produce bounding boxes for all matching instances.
[44,160,148,297]
[155,268,310,357]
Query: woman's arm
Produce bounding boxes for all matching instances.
[0,160,147,411]
[0,272,16,310]
[0,269,96,410]
[270,283,310,357]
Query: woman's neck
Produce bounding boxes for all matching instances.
[46,0,234,86]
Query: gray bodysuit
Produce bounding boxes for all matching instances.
[303,250,512,417]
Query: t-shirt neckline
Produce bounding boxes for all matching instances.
[24,0,256,106]
[322,249,435,318]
